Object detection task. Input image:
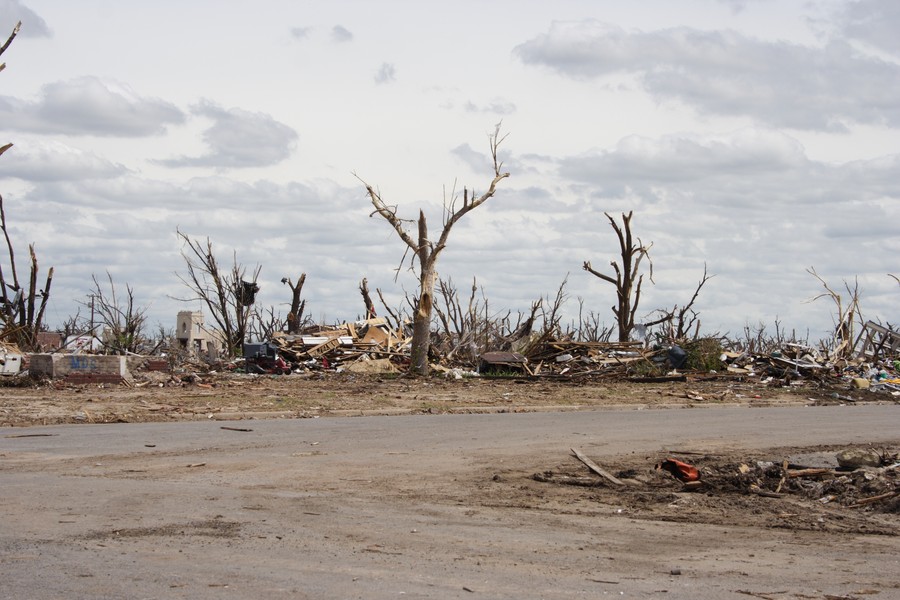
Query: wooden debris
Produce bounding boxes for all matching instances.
[786,468,835,478]
[571,447,625,486]
[749,484,783,498]
[306,337,341,359]
[848,490,899,508]
[774,460,788,493]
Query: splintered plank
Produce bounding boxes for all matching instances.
[571,447,624,486]
[306,337,341,358]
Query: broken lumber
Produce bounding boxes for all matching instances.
[787,468,835,478]
[571,447,624,486]
[306,337,341,358]
[848,490,899,508]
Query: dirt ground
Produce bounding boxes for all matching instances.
[2,372,898,599]
[2,372,897,521]
[0,370,887,427]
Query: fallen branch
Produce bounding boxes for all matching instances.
[787,468,835,478]
[848,490,899,508]
[749,484,783,498]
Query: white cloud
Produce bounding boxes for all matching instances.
[331,25,353,43]
[514,20,900,131]
[836,0,900,56]
[0,0,50,38]
[374,62,396,85]
[290,26,312,40]
[464,98,517,116]
[0,138,127,181]
[714,0,764,14]
[3,1,899,340]
[559,129,809,188]
[154,101,298,169]
[0,76,184,136]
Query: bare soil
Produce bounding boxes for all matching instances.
[0,371,880,427]
[2,372,897,526]
[2,373,897,599]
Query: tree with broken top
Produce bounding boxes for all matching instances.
[175,230,261,357]
[357,124,510,375]
[281,273,308,334]
[0,21,54,351]
[583,211,653,343]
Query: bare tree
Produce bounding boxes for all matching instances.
[432,276,504,362]
[0,20,20,71]
[281,273,307,334]
[0,23,55,350]
[645,264,715,343]
[731,318,808,355]
[572,297,615,343]
[0,198,54,350]
[358,277,377,320]
[144,324,174,357]
[431,276,565,363]
[510,278,571,358]
[434,277,479,342]
[249,305,286,342]
[583,211,653,342]
[357,124,510,375]
[375,286,406,333]
[805,266,862,359]
[60,309,84,341]
[175,230,261,356]
[80,272,148,354]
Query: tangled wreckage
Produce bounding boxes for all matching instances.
[6,318,900,405]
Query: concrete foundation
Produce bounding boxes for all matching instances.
[30,354,128,380]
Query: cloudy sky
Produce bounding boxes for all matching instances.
[1,0,898,343]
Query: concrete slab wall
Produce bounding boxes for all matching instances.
[30,354,127,378]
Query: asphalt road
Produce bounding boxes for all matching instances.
[1,404,898,599]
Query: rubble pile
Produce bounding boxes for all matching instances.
[11,313,900,400]
[695,450,899,512]
[0,341,24,376]
[535,446,899,533]
[265,317,410,373]
[521,340,648,378]
[122,321,900,401]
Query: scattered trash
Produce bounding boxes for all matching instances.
[15,311,900,398]
[535,445,899,523]
[657,458,701,482]
[479,352,529,376]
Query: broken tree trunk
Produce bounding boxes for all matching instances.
[583,211,652,343]
[357,124,510,376]
[359,277,377,320]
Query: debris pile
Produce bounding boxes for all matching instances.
[522,340,649,378]
[0,341,24,376]
[17,312,900,398]
[534,446,900,531]
[266,317,410,373]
